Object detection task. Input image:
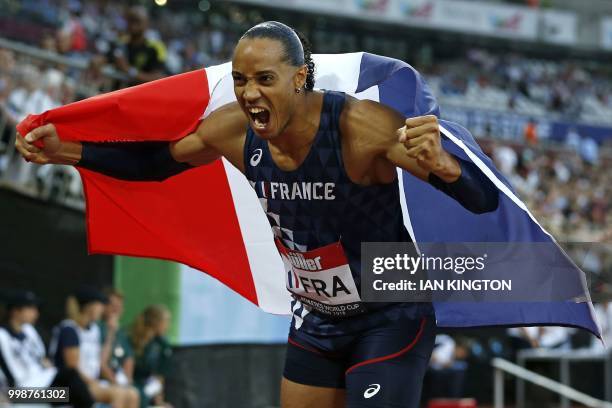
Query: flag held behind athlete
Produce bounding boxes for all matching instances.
[16,53,600,337]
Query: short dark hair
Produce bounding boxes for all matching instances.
[240,21,316,91]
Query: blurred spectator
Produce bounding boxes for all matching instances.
[49,287,139,408]
[538,327,572,349]
[507,327,540,359]
[507,326,573,355]
[427,334,468,398]
[565,127,580,152]
[428,47,612,125]
[523,118,538,146]
[0,49,15,104]
[1,63,61,185]
[4,64,58,125]
[107,6,167,86]
[579,133,599,165]
[56,1,88,55]
[130,304,173,408]
[99,288,135,387]
[0,49,16,155]
[0,290,56,387]
[487,139,611,244]
[491,142,517,176]
[592,301,612,349]
[0,289,96,407]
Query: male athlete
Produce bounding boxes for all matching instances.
[16,22,498,408]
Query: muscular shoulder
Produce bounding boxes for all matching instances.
[197,102,248,147]
[339,95,404,154]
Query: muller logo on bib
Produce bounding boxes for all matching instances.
[287,252,323,271]
[275,239,363,317]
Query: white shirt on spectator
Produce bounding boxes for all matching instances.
[49,319,102,380]
[22,323,46,362]
[0,326,56,387]
[538,327,572,349]
[6,88,57,123]
[493,145,517,176]
[430,334,455,369]
[579,137,599,165]
[592,302,612,349]
[507,326,539,341]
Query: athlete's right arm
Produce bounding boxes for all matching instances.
[14,104,247,181]
[14,124,207,181]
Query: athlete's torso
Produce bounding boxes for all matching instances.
[244,91,432,336]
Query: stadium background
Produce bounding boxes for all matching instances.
[0,0,610,406]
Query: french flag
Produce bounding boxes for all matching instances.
[17,53,600,336]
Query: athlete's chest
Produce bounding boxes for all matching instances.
[246,141,350,207]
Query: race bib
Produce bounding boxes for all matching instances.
[275,238,363,317]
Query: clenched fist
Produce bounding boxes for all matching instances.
[396,115,446,173]
[396,115,461,182]
[15,124,82,165]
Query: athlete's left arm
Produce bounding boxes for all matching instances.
[344,99,498,214]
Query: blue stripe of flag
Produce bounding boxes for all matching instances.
[358,52,599,337]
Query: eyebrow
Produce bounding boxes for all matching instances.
[231,70,277,76]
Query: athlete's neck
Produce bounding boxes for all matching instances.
[268,91,323,155]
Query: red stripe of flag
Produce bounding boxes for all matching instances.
[17,69,259,306]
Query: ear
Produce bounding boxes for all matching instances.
[293,64,308,90]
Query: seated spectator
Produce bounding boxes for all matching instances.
[130,305,173,408]
[99,288,134,387]
[4,64,57,126]
[538,326,573,349]
[507,327,540,359]
[427,334,468,399]
[0,290,56,387]
[49,287,139,408]
[0,289,93,407]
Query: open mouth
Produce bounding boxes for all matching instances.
[248,107,270,130]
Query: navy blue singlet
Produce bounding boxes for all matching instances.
[244,91,432,336]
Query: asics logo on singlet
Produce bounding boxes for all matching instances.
[250,149,263,166]
[363,384,381,398]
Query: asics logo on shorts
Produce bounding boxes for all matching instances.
[363,384,381,398]
[250,149,263,166]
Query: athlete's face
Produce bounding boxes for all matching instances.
[232,38,307,140]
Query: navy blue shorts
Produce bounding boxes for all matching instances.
[283,313,436,408]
